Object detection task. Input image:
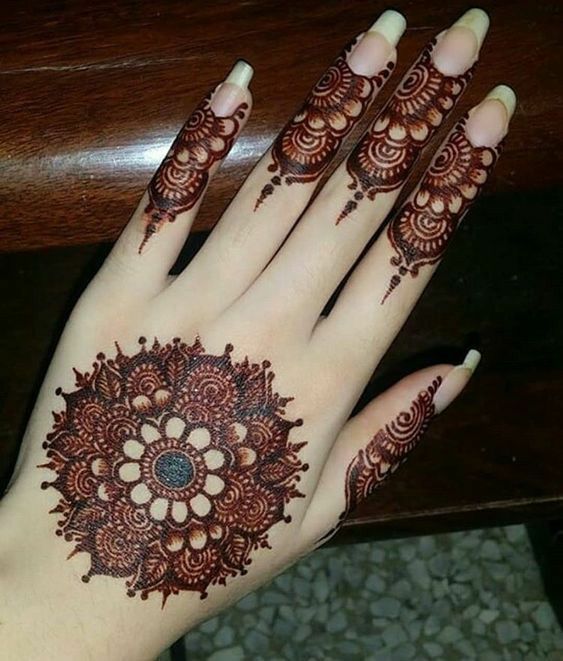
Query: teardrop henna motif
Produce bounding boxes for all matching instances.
[40,338,307,604]
[255,39,394,210]
[337,39,475,223]
[382,116,502,303]
[140,93,248,252]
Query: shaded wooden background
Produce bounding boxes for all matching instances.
[1,0,562,538]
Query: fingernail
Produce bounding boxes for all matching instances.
[434,349,481,414]
[348,10,406,76]
[433,8,489,76]
[466,85,517,147]
[211,60,253,117]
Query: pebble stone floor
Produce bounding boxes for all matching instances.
[161,525,563,660]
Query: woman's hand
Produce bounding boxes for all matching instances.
[0,8,515,660]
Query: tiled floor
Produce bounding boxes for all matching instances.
[171,525,563,660]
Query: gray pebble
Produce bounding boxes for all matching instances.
[389,579,411,600]
[532,602,556,629]
[245,630,269,654]
[437,625,462,644]
[428,553,451,578]
[418,536,437,558]
[370,596,401,618]
[481,539,502,561]
[199,617,220,634]
[214,626,235,648]
[326,611,347,634]
[423,615,441,636]
[394,642,417,660]
[407,559,431,589]
[365,574,386,593]
[208,646,245,661]
[260,591,287,606]
[382,622,408,649]
[495,620,520,644]
[237,593,258,612]
[313,573,330,602]
[399,545,416,562]
[422,642,444,658]
[294,624,312,643]
[479,609,500,624]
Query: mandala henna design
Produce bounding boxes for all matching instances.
[337,39,475,223]
[319,378,441,544]
[140,92,248,252]
[255,39,394,210]
[40,338,307,604]
[382,116,502,302]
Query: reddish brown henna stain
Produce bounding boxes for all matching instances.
[140,93,248,252]
[337,39,475,224]
[255,39,394,210]
[382,116,502,303]
[40,338,307,604]
[318,378,440,543]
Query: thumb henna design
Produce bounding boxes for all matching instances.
[319,378,440,543]
[39,338,307,604]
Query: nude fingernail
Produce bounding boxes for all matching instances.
[348,10,406,76]
[466,85,517,148]
[434,349,481,415]
[433,8,489,76]
[211,60,253,117]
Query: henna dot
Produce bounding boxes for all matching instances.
[302,463,310,471]
[225,343,234,354]
[138,337,147,345]
[165,416,186,440]
[55,387,62,396]
[82,575,90,583]
[141,423,160,443]
[41,481,50,490]
[96,353,105,361]
[127,589,135,597]
[190,494,212,518]
[295,418,304,427]
[150,498,168,521]
[55,529,63,536]
[188,527,208,549]
[354,192,363,201]
[171,500,188,524]
[118,462,141,482]
[131,483,152,505]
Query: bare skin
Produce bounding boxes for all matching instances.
[0,9,515,660]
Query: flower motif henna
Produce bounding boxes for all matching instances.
[337,39,475,223]
[40,338,307,603]
[318,379,441,544]
[255,40,394,210]
[140,93,248,252]
[382,116,502,302]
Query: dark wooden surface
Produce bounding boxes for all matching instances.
[1,0,562,539]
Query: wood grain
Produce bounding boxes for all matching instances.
[0,0,561,251]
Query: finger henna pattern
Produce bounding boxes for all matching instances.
[40,338,307,604]
[337,39,474,223]
[255,40,394,210]
[318,379,440,544]
[344,378,441,514]
[140,93,248,252]
[382,116,501,302]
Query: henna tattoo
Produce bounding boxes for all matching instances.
[382,116,501,302]
[337,39,475,223]
[140,93,248,252]
[255,40,394,209]
[40,338,307,604]
[318,378,440,544]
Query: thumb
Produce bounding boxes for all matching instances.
[301,350,481,543]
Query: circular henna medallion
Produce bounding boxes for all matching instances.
[41,337,307,603]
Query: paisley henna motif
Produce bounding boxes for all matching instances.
[140,93,248,252]
[318,379,440,545]
[255,40,394,210]
[40,338,307,604]
[382,116,501,302]
[337,39,475,223]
